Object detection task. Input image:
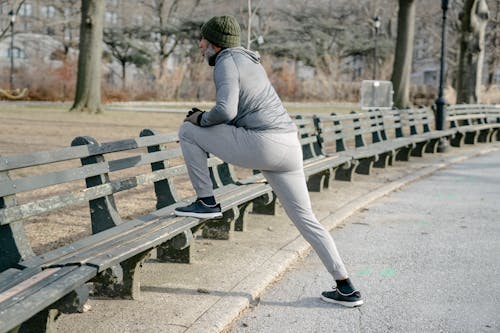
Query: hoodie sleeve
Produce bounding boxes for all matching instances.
[200,54,240,127]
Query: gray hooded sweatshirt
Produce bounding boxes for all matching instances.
[200,47,297,133]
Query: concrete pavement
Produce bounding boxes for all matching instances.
[53,143,500,333]
[230,149,500,333]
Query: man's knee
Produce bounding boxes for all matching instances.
[179,122,197,141]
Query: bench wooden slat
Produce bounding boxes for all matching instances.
[299,136,319,145]
[297,127,316,136]
[52,216,196,269]
[0,162,110,197]
[39,182,270,271]
[449,114,487,121]
[85,183,272,271]
[0,267,42,294]
[107,148,183,172]
[0,147,184,197]
[0,265,96,333]
[0,133,179,172]
[87,219,202,271]
[0,268,60,305]
[293,118,312,126]
[19,178,263,270]
[304,154,351,175]
[0,156,222,225]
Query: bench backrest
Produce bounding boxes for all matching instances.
[294,115,322,160]
[0,130,227,272]
[315,111,382,153]
[447,104,489,128]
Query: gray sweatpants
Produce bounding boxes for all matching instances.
[179,122,348,280]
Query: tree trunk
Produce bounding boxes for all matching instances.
[70,0,104,113]
[456,0,489,104]
[391,0,416,109]
[247,0,252,49]
[486,0,498,90]
[121,60,126,89]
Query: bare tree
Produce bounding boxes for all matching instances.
[0,0,26,41]
[71,0,105,113]
[391,0,416,108]
[140,0,181,80]
[485,0,498,90]
[52,0,81,55]
[456,0,490,103]
[103,27,153,89]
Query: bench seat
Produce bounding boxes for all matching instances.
[0,265,96,333]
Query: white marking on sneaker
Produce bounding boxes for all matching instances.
[174,211,222,219]
[336,289,360,296]
[198,200,219,208]
[320,295,364,307]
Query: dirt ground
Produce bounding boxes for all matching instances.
[0,105,190,254]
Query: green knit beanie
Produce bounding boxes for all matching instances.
[201,15,241,48]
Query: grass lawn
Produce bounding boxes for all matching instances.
[0,101,356,154]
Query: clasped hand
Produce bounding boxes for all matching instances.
[184,107,204,125]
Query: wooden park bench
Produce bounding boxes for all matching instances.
[447,104,500,146]
[293,115,353,192]
[483,104,500,141]
[0,130,275,333]
[313,111,417,180]
[378,107,457,156]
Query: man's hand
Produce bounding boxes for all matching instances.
[184,108,204,125]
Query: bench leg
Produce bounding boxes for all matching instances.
[335,162,356,181]
[477,129,490,143]
[410,142,427,157]
[464,131,478,144]
[486,129,497,142]
[92,250,151,299]
[394,147,410,161]
[156,230,194,263]
[16,308,59,333]
[450,132,465,147]
[355,157,375,175]
[120,250,152,299]
[252,193,276,216]
[17,286,89,333]
[306,170,330,192]
[387,153,395,166]
[373,152,391,168]
[425,138,439,153]
[202,209,237,240]
[235,201,253,232]
[91,265,123,298]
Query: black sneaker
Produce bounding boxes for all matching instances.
[174,199,222,219]
[321,288,364,307]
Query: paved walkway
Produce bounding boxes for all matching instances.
[230,150,500,333]
[53,143,500,333]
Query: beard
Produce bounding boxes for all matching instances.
[204,44,218,66]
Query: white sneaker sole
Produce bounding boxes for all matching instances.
[321,295,364,308]
[174,210,223,219]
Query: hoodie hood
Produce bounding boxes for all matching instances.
[215,47,261,66]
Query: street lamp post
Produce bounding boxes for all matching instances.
[373,16,381,80]
[435,0,450,152]
[8,10,16,91]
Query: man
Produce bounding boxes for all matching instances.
[174,15,363,307]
